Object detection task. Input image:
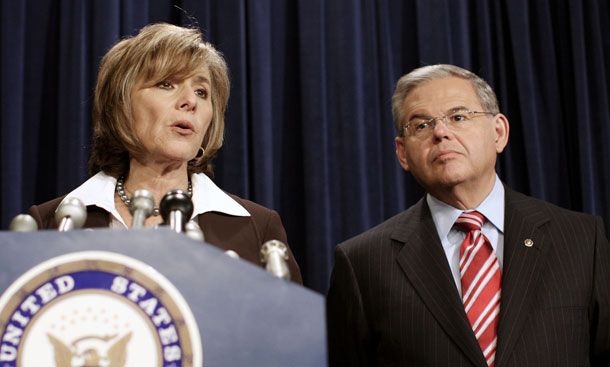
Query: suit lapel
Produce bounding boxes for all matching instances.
[392,199,489,367]
[495,187,550,365]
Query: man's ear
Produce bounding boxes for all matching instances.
[395,136,411,171]
[493,113,510,153]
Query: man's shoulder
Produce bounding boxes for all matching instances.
[338,198,425,253]
[506,186,597,222]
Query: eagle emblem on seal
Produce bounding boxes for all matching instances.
[47,332,132,367]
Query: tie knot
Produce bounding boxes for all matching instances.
[455,211,485,233]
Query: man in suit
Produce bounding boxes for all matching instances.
[326,64,610,366]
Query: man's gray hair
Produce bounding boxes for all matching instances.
[391,64,500,136]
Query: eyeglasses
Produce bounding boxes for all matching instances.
[402,110,495,138]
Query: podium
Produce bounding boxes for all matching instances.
[0,229,327,367]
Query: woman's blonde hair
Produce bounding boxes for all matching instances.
[89,23,230,178]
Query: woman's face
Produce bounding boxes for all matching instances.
[130,66,213,166]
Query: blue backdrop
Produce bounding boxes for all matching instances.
[2,0,609,293]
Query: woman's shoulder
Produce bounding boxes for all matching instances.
[28,195,110,230]
[27,196,67,229]
[225,193,278,217]
[32,195,66,212]
[219,193,286,242]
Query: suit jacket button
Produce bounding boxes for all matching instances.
[524,239,534,247]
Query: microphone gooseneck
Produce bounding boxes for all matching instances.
[160,189,193,233]
[129,189,155,228]
[55,197,87,231]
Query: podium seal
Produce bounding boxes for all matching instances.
[0,251,202,366]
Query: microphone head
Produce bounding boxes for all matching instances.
[159,189,193,225]
[225,250,240,259]
[129,189,155,216]
[184,220,204,241]
[9,214,38,232]
[260,240,291,280]
[55,197,87,229]
[260,240,289,261]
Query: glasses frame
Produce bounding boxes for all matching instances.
[402,110,496,138]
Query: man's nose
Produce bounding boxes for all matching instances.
[431,116,451,138]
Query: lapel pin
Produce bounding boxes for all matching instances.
[524,239,534,247]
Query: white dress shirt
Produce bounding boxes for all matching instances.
[426,174,505,297]
[62,171,250,228]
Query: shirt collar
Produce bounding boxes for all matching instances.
[190,173,250,217]
[63,171,250,228]
[64,171,122,223]
[426,174,505,241]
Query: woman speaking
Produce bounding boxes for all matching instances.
[27,23,302,283]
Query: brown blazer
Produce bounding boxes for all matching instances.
[28,194,303,285]
[327,186,610,366]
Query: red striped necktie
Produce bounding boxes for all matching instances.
[456,211,501,366]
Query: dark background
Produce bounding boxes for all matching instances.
[2,0,609,293]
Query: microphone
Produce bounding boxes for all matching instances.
[184,220,205,241]
[160,189,193,233]
[225,250,240,259]
[55,197,87,231]
[129,189,155,228]
[9,214,38,232]
[260,240,291,280]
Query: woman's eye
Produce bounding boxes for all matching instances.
[157,81,172,89]
[196,89,208,99]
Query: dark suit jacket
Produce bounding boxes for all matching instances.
[327,187,610,366]
[28,194,303,285]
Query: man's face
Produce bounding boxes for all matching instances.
[395,76,509,194]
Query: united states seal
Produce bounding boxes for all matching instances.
[0,251,202,367]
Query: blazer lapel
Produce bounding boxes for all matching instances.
[495,187,550,365]
[84,206,112,227]
[392,199,489,367]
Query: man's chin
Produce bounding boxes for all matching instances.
[429,167,468,187]
[414,176,463,194]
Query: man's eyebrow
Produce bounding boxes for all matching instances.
[407,106,471,122]
[408,113,432,122]
[445,106,469,114]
